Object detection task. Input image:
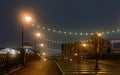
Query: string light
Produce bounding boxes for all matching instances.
[53,30,56,32]
[31,24,120,36]
[42,37,91,45]
[32,24,35,27]
[58,31,61,33]
[43,47,60,51]
[37,25,40,28]
[69,32,72,35]
[64,32,67,34]
[80,33,83,35]
[42,38,74,44]
[42,27,45,30]
[48,28,51,31]
[75,33,78,35]
[112,30,115,33]
[107,31,109,34]
[117,29,120,32]
[30,24,120,51]
[90,33,94,35]
[85,33,88,35]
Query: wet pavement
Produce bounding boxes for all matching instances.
[8,60,61,75]
[3,59,120,75]
[56,60,120,75]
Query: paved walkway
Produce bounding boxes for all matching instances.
[57,60,120,75]
[7,60,61,75]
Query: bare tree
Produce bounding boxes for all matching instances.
[90,34,108,58]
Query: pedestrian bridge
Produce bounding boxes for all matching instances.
[1,51,120,75]
[0,50,62,75]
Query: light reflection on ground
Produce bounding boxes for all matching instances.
[57,60,120,75]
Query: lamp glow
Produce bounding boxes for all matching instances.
[40,44,44,47]
[25,16,32,22]
[82,43,87,47]
[36,33,41,37]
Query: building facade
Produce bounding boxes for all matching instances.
[61,42,94,62]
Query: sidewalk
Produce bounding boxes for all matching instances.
[4,60,61,75]
[56,60,120,75]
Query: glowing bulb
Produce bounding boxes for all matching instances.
[40,43,44,47]
[97,33,101,37]
[36,33,40,37]
[25,16,31,22]
[82,43,87,47]
[42,52,45,56]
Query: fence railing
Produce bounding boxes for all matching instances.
[0,52,40,73]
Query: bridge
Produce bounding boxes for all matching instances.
[1,51,120,75]
[0,52,62,75]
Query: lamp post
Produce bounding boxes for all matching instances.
[77,42,80,63]
[77,43,84,63]
[82,43,87,60]
[35,33,40,52]
[21,16,31,66]
[94,33,101,70]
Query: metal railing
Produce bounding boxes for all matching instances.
[0,52,40,73]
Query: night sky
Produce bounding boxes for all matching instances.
[0,0,120,54]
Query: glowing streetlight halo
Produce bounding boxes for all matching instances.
[36,33,41,37]
[82,43,87,47]
[74,53,78,56]
[97,33,102,37]
[40,43,44,47]
[42,52,46,56]
[21,15,32,66]
[25,16,32,22]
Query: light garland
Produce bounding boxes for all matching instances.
[31,24,120,36]
[31,23,120,44]
[42,38,66,44]
[41,47,61,52]
[42,37,90,44]
[44,48,60,51]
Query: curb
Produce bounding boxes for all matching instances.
[54,60,65,75]
[4,65,23,75]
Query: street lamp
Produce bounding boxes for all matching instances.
[25,16,32,22]
[21,16,31,66]
[74,53,78,56]
[94,33,101,70]
[36,33,41,37]
[77,43,88,63]
[82,43,87,59]
[42,52,46,56]
[77,42,83,63]
[82,43,87,47]
[42,52,46,61]
[40,43,44,47]
[35,32,41,52]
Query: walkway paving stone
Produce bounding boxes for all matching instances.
[9,60,61,75]
[56,60,120,75]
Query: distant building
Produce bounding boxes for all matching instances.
[20,42,34,53]
[110,40,120,53]
[61,42,93,62]
[0,48,20,57]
